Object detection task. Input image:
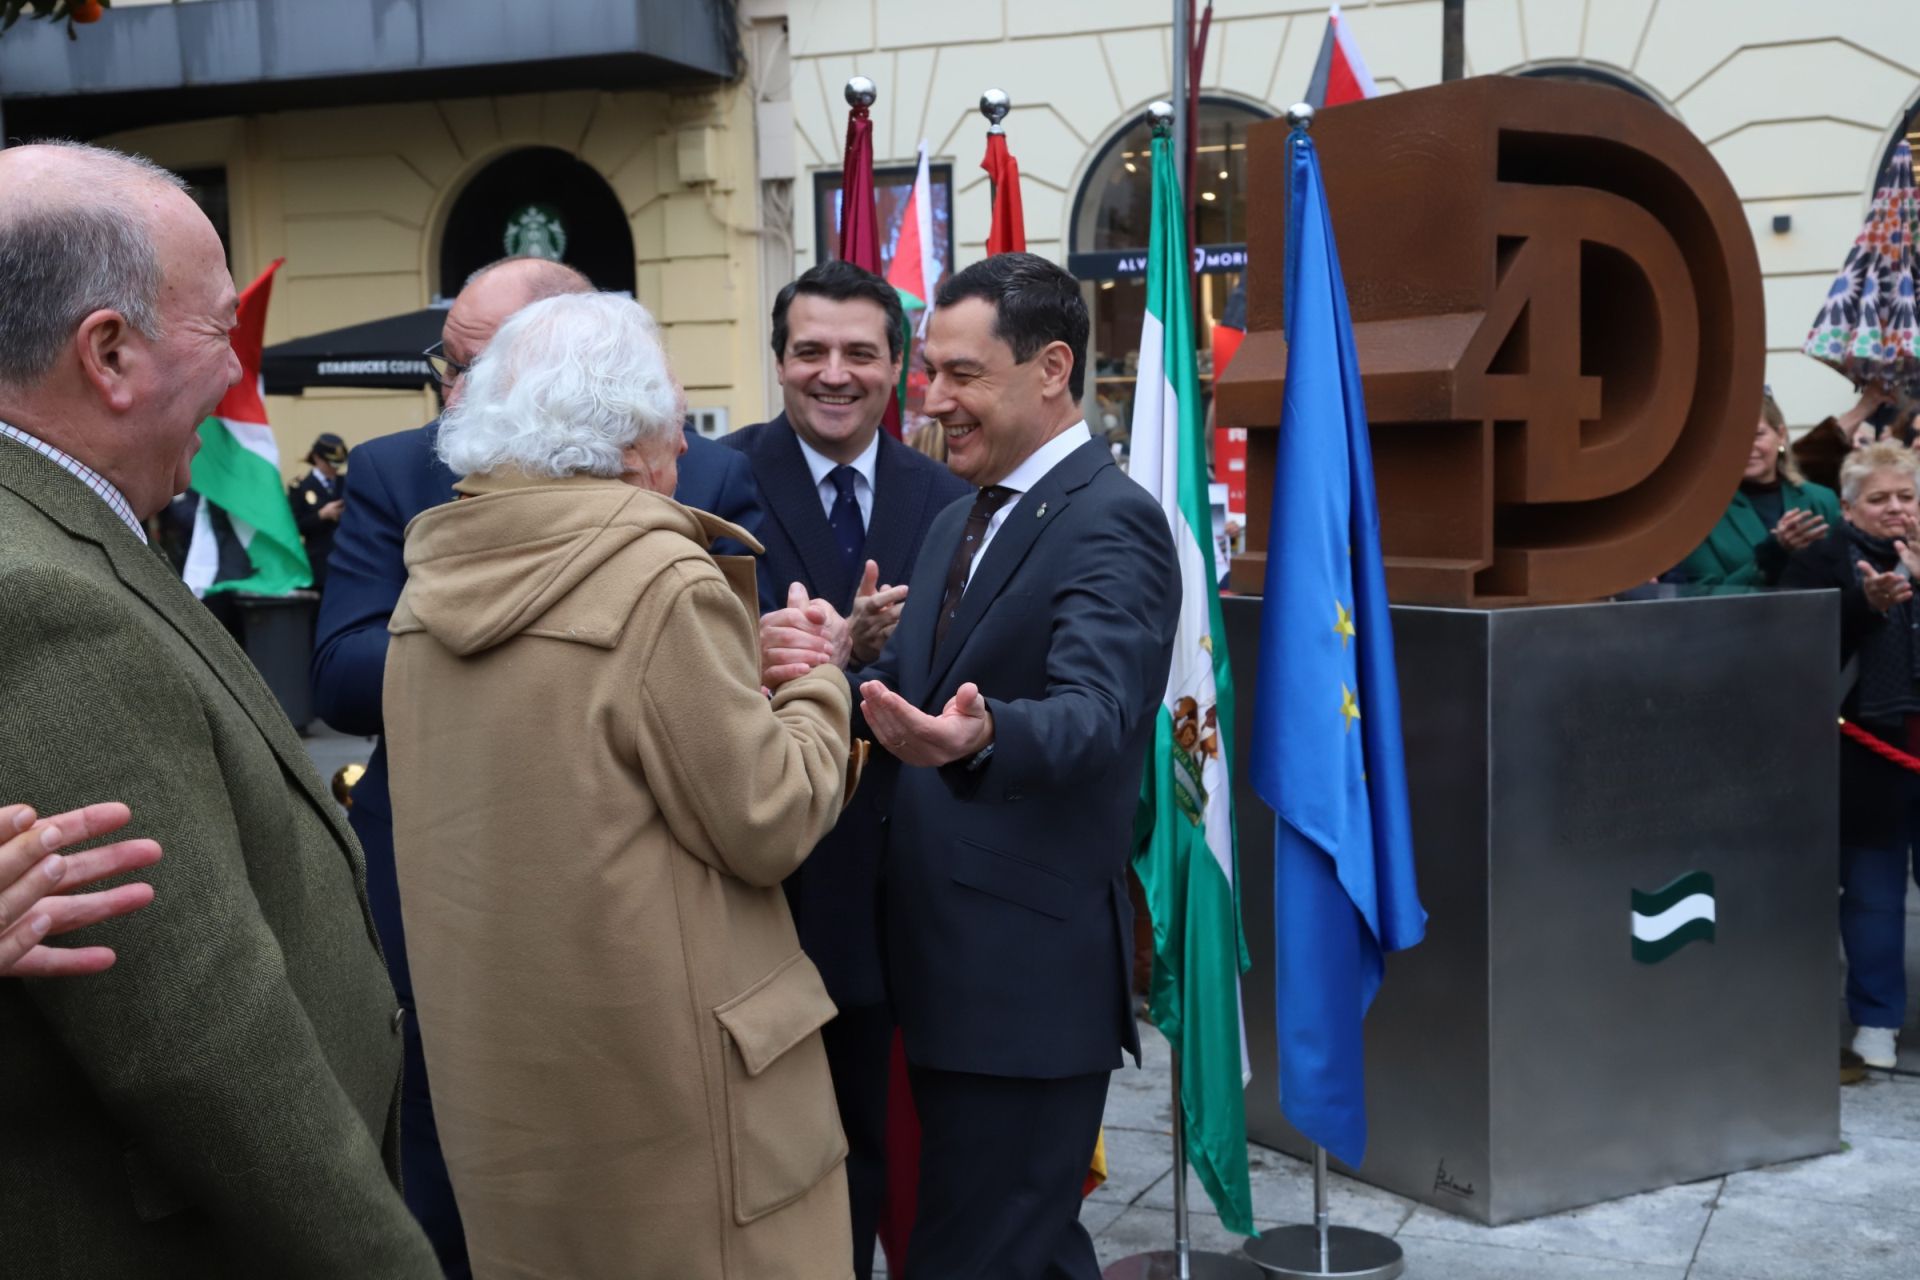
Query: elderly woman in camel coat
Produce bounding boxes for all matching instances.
[382,291,855,1279]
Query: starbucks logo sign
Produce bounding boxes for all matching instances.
[505,204,568,261]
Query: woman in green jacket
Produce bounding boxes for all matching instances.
[1677,389,1841,586]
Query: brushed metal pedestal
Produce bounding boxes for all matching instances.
[1224,592,1841,1225]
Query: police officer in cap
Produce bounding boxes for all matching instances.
[290,432,348,591]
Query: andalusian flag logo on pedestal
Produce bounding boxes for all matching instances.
[183,259,311,598]
[1128,121,1257,1237]
[1632,872,1716,964]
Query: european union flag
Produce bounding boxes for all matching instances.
[1249,124,1428,1169]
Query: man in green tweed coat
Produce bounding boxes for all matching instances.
[0,145,440,1276]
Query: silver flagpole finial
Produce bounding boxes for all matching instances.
[1146,100,1176,131]
[846,76,877,108]
[1287,101,1316,130]
[980,89,1011,133]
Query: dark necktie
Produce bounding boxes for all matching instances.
[827,464,865,575]
[935,485,1016,649]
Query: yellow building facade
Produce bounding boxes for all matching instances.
[95,83,771,477]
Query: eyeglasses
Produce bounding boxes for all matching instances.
[423,341,470,388]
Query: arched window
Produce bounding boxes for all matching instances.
[1512,64,1661,105]
[1069,98,1272,469]
[439,147,636,297]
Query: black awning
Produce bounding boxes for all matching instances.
[261,306,447,397]
[0,0,735,141]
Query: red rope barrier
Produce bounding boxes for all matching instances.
[1840,718,1920,774]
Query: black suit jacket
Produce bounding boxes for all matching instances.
[289,468,346,588]
[311,421,759,1002]
[856,436,1178,1078]
[724,416,968,1005]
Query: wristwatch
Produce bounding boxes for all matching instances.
[963,742,995,773]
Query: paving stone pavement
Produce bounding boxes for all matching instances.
[304,727,1920,1279]
[1078,880,1920,1279]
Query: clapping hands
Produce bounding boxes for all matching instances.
[849,560,909,666]
[1858,537,1920,613]
[1773,508,1829,553]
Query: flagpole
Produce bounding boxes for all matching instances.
[1104,1050,1261,1280]
[1103,94,1263,1280]
[1171,0,1191,226]
[1239,103,1407,1280]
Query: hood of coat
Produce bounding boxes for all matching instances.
[396,468,762,657]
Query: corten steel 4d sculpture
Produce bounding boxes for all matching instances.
[1216,77,1764,605]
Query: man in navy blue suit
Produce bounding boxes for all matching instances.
[310,256,759,1277]
[763,254,1177,1280]
[723,260,966,1278]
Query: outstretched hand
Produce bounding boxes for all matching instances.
[0,802,161,978]
[760,582,851,688]
[859,678,994,768]
[1859,559,1913,613]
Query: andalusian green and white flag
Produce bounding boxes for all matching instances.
[183,259,311,598]
[1129,123,1256,1236]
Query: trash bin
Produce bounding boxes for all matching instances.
[230,590,318,732]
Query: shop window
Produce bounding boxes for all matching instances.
[811,163,956,417]
[438,147,636,298]
[1511,64,1659,104]
[812,164,957,279]
[1068,99,1270,474]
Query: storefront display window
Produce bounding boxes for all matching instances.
[813,165,957,422]
[1069,99,1270,475]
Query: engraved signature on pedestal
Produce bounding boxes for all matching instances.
[1433,1158,1476,1199]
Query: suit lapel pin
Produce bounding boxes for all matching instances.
[1034,502,1048,519]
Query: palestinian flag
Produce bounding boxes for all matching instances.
[183,258,311,597]
[886,140,939,414]
[1306,3,1379,109]
[887,140,938,327]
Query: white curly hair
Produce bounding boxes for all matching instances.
[437,291,682,479]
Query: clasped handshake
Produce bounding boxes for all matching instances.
[756,559,995,769]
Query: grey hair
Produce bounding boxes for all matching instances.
[0,141,188,386]
[1839,440,1920,504]
[436,292,682,480]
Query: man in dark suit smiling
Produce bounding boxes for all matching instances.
[763,253,1179,1280]
[724,259,966,1278]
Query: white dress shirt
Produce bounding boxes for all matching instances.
[966,421,1092,586]
[793,430,879,531]
[0,420,148,543]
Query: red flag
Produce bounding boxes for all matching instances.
[1305,3,1379,109]
[838,93,900,436]
[981,133,1026,256]
[215,258,283,426]
[839,102,882,271]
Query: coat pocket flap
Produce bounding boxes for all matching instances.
[951,838,1072,920]
[714,951,839,1077]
